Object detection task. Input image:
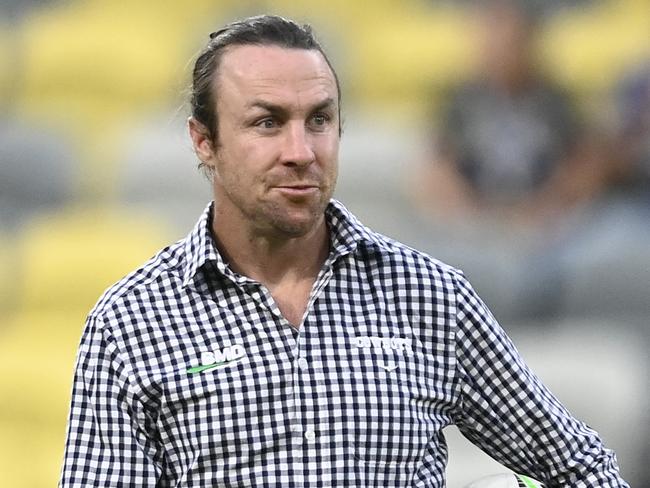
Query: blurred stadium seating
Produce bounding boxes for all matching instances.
[540,0,650,111]
[0,24,11,107]
[0,0,647,486]
[0,118,77,229]
[115,114,213,230]
[0,311,80,487]
[14,206,173,313]
[0,235,17,315]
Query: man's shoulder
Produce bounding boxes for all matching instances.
[329,200,464,284]
[87,237,186,321]
[361,228,464,283]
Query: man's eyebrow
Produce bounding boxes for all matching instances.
[247,100,284,114]
[246,97,337,114]
[310,97,337,112]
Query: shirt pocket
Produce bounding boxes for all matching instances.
[341,367,431,468]
[157,356,293,463]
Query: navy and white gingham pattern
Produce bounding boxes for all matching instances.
[60,200,628,487]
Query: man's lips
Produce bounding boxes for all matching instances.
[272,184,320,198]
[272,182,320,190]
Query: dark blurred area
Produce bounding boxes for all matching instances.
[0,0,647,486]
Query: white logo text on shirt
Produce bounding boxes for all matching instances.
[354,336,413,353]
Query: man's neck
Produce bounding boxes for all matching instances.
[211,213,330,288]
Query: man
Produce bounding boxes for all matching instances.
[60,15,628,487]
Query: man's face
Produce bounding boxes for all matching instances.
[192,44,340,238]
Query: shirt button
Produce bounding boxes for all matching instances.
[297,357,308,370]
[304,428,316,441]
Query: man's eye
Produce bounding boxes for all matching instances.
[256,118,277,129]
[311,114,329,126]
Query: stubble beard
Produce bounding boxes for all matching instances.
[261,196,330,238]
[213,155,338,239]
[245,171,337,239]
[215,180,335,240]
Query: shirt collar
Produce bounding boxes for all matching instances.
[181,199,389,288]
[181,202,222,288]
[325,199,389,258]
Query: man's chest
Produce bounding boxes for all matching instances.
[127,293,458,481]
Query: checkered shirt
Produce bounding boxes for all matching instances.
[60,200,628,487]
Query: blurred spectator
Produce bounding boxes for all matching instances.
[415,0,611,228]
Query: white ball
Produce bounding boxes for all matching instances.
[463,473,545,488]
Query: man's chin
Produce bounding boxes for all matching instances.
[270,217,321,238]
[265,207,326,238]
[255,196,330,238]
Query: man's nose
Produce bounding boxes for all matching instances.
[280,122,315,167]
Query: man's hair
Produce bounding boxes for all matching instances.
[190,14,341,150]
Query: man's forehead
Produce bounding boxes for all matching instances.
[216,44,337,95]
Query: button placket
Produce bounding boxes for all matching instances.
[292,328,319,444]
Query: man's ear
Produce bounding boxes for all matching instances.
[188,117,215,166]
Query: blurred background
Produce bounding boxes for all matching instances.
[0,0,647,486]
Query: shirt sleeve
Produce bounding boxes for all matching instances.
[450,273,629,488]
[60,316,164,487]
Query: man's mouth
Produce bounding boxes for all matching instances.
[275,185,318,191]
[273,184,320,199]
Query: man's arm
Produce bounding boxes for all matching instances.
[60,316,163,487]
[450,273,629,488]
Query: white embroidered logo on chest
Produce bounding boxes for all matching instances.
[355,336,413,352]
[354,336,412,371]
[187,344,247,374]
